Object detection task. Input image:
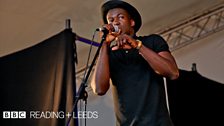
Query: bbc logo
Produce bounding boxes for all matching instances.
[3,111,26,119]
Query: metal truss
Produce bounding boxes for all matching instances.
[76,4,224,82]
[157,4,224,51]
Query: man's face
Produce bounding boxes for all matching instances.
[106,8,135,35]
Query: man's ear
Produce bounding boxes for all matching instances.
[130,19,135,27]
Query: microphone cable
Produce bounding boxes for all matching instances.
[78,29,98,126]
[82,30,97,83]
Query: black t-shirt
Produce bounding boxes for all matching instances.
[109,34,173,126]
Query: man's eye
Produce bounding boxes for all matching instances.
[119,16,124,19]
[108,19,113,23]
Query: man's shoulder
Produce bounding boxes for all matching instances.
[137,34,169,52]
[137,34,163,40]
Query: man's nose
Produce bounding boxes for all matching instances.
[113,18,120,25]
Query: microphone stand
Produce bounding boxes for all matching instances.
[66,31,108,126]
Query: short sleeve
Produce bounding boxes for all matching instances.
[140,34,170,53]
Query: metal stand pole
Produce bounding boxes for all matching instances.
[66,32,107,126]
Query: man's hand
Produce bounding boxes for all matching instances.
[99,24,121,45]
[112,34,138,50]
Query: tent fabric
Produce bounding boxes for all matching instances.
[166,69,224,126]
[0,29,77,126]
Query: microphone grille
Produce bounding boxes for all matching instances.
[113,25,119,33]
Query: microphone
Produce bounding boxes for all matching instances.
[96,25,119,34]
